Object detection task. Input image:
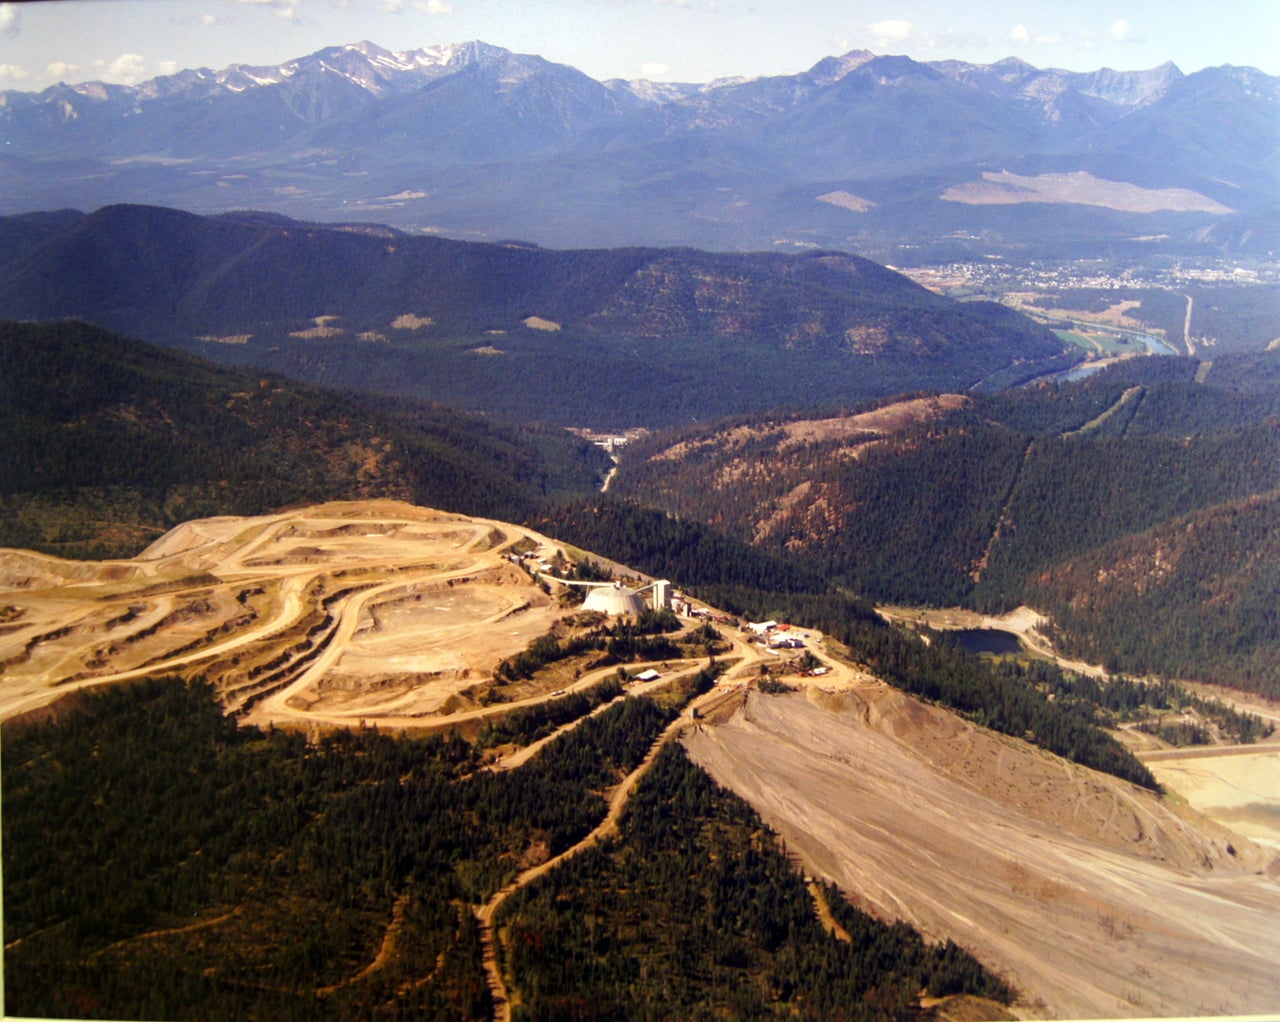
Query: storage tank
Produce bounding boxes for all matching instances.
[581,582,648,617]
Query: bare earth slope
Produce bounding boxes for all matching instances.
[0,501,570,728]
[684,686,1280,1020]
[7,500,1280,1020]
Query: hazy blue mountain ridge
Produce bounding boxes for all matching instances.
[2,41,1274,256]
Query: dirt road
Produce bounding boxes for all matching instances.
[0,501,570,728]
[474,680,739,1022]
[9,501,1278,1020]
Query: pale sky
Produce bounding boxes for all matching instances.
[1,0,1277,92]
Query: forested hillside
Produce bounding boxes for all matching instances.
[0,205,1075,425]
[1025,493,1280,695]
[606,353,1280,692]
[537,499,1157,789]
[499,742,1012,1019]
[2,677,1014,1020]
[0,320,608,558]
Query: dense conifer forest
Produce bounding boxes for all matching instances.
[605,352,1280,693]
[3,306,1276,1018]
[0,320,609,557]
[2,677,1014,1020]
[496,743,1012,1020]
[537,500,1158,790]
[2,677,671,1018]
[0,205,1075,427]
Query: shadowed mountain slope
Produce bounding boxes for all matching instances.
[0,319,609,557]
[608,354,1280,692]
[0,204,1074,426]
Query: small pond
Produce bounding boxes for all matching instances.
[949,628,1023,656]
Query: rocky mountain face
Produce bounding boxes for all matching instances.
[2,41,1275,257]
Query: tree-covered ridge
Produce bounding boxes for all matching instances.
[0,204,1075,425]
[1023,492,1280,696]
[536,498,1157,790]
[2,675,1013,1020]
[496,743,1013,1021]
[606,353,1280,690]
[971,419,1280,606]
[532,499,836,616]
[1,677,672,1019]
[0,320,609,558]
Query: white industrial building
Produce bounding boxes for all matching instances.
[540,574,672,618]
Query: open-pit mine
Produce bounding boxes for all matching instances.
[3,500,1279,1020]
[0,501,581,731]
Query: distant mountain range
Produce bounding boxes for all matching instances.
[2,40,1276,258]
[0,203,1074,426]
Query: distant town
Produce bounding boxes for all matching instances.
[899,255,1280,298]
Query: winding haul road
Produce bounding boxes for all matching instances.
[471,625,848,1022]
[2,502,561,726]
[8,500,1276,1020]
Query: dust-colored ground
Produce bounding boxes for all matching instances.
[816,190,877,213]
[649,395,968,465]
[1147,749,1280,852]
[940,171,1234,214]
[775,394,970,448]
[684,685,1280,1020]
[0,501,572,728]
[9,503,1280,1020]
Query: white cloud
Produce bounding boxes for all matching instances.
[96,53,148,85]
[235,0,301,22]
[201,13,218,26]
[414,0,453,13]
[158,60,180,75]
[868,19,914,47]
[641,62,671,77]
[378,0,405,11]
[1010,23,1062,48]
[1108,18,1136,42]
[0,3,18,37]
[46,60,80,79]
[0,63,29,83]
[652,0,693,7]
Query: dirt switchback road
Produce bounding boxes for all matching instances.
[0,501,572,728]
[475,682,737,1022]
